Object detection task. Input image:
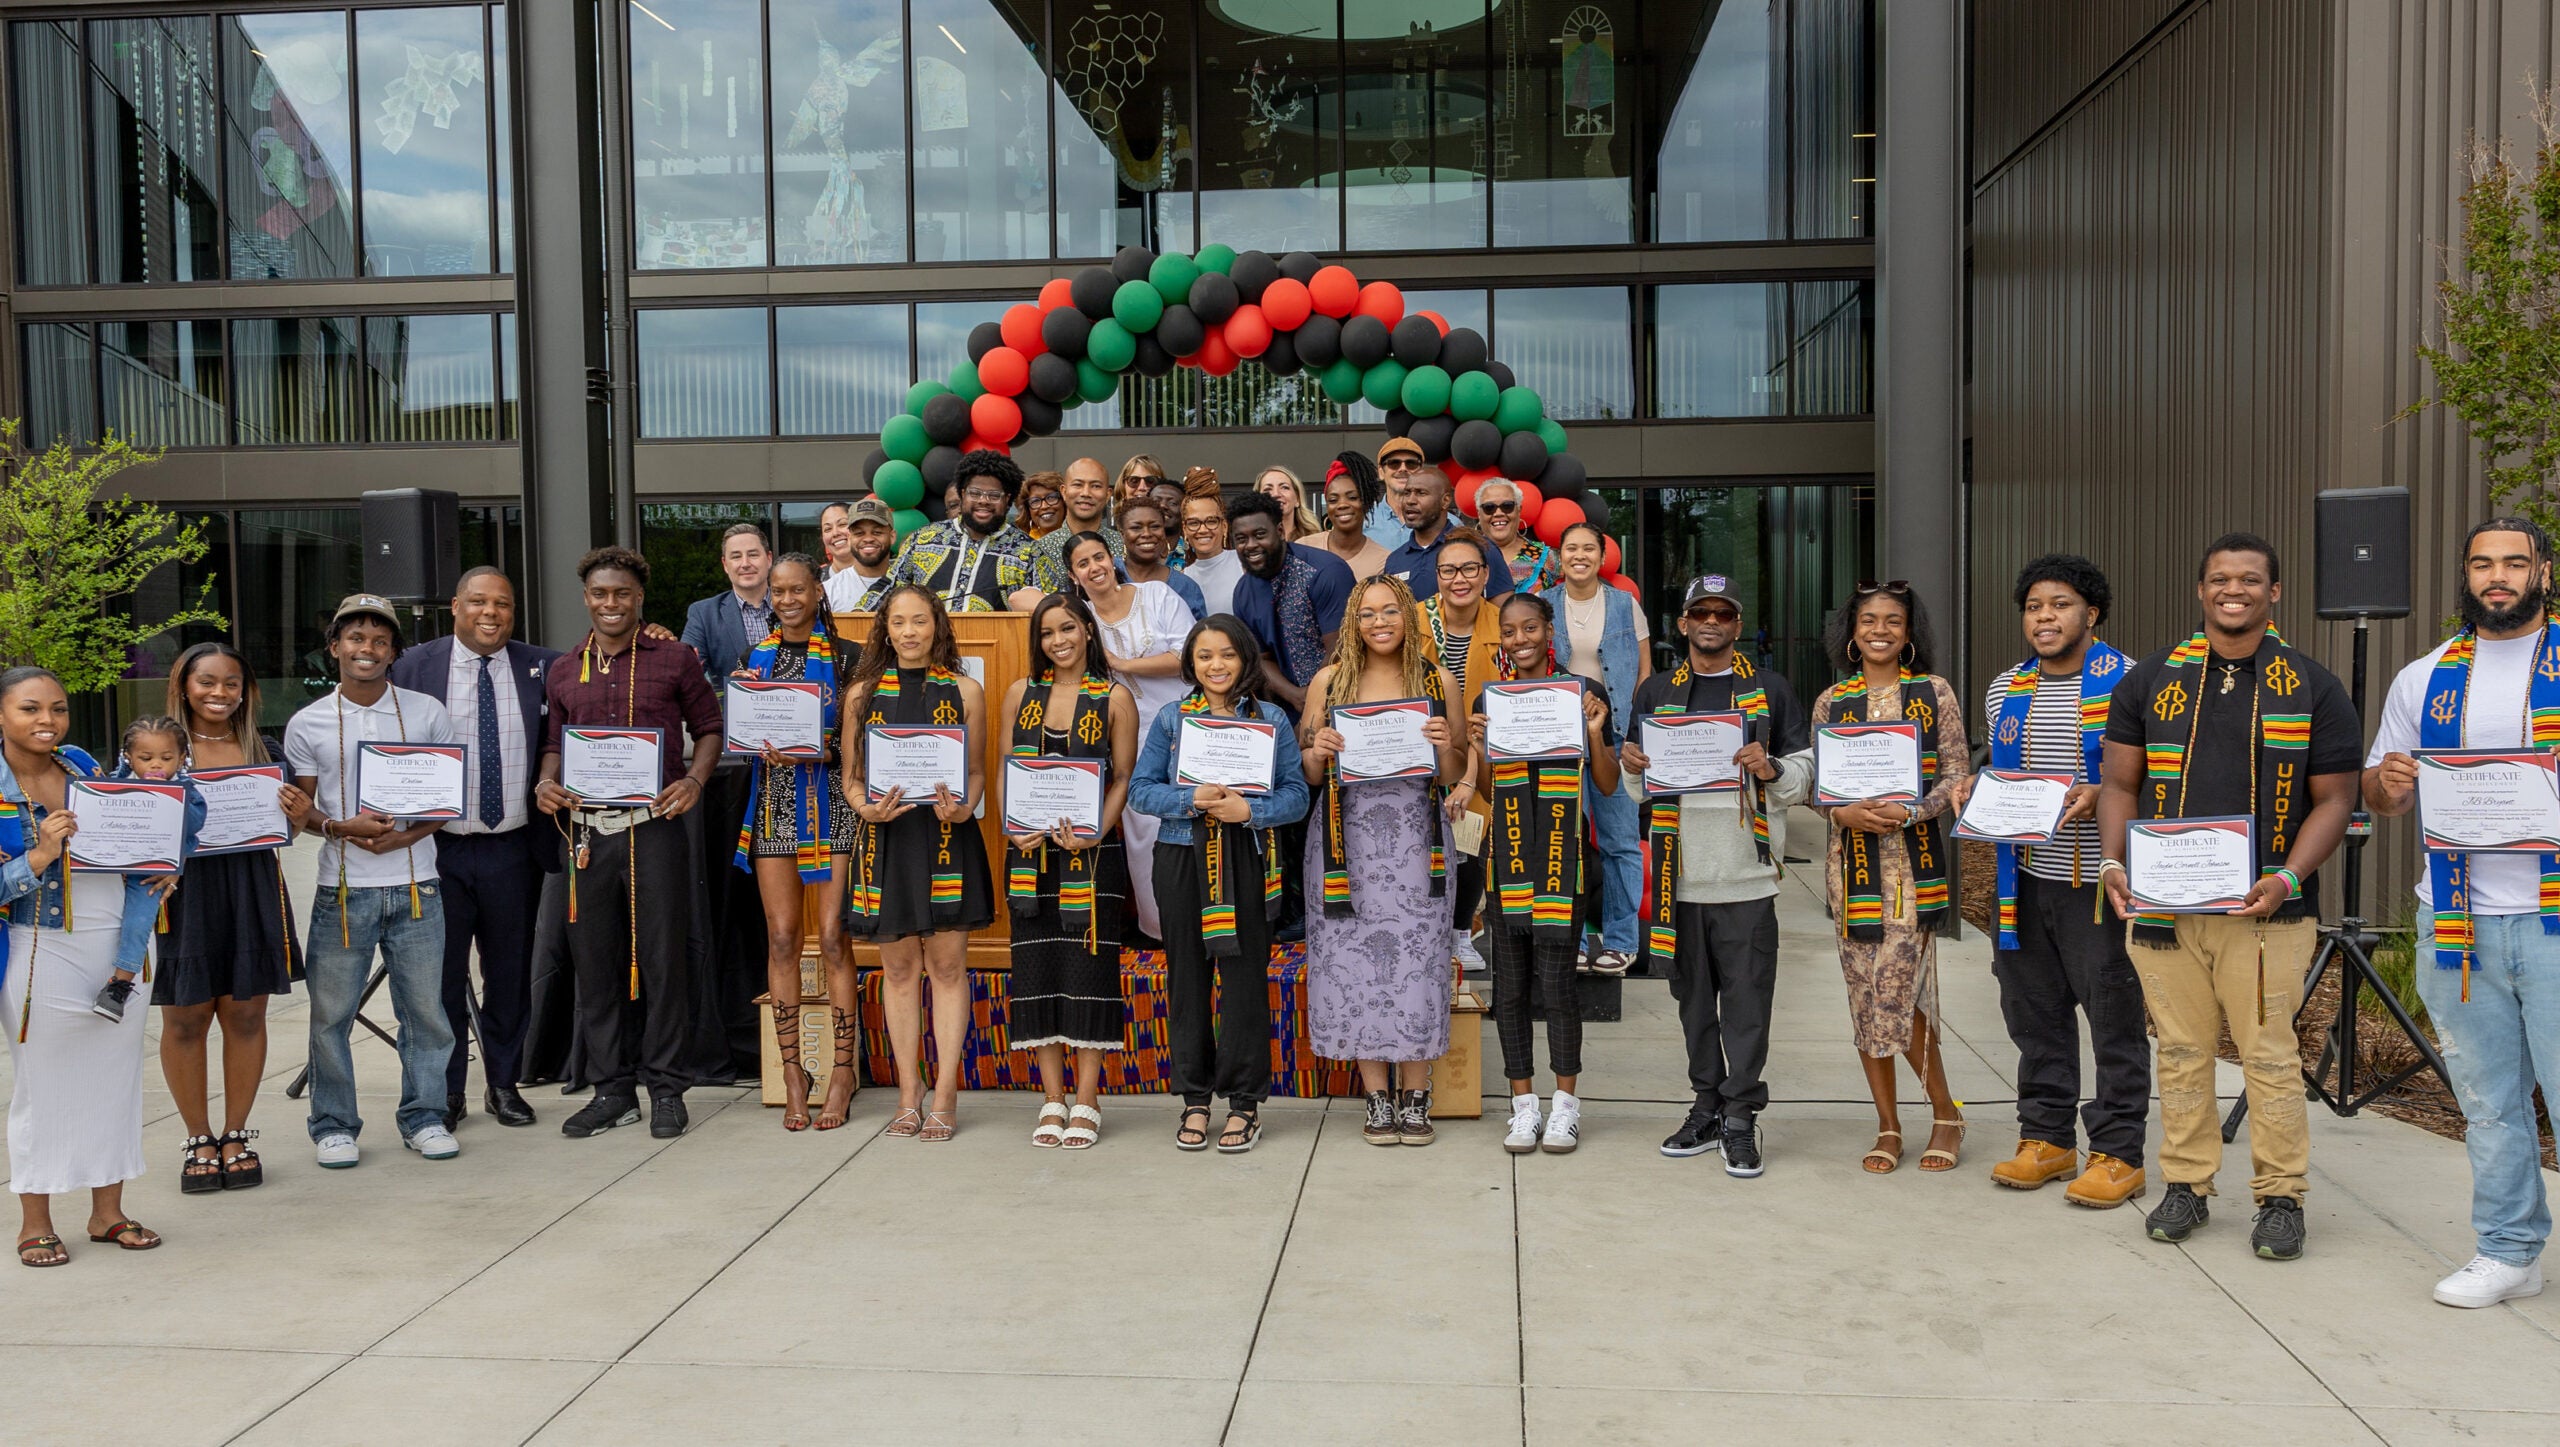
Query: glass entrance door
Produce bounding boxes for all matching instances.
[1636,482,1874,699]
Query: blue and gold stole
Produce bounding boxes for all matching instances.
[1182,690,1285,958]
[2129,627,2309,946]
[1006,669,1115,947]
[2419,623,2560,997]
[731,629,839,884]
[1825,670,1951,941]
[1988,641,2128,948]
[1638,658,1772,966]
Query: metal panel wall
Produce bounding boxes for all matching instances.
[1969,0,2190,182]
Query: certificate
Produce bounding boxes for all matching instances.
[1641,712,1747,796]
[865,726,968,803]
[560,727,665,808]
[355,742,467,821]
[2127,816,2257,913]
[1482,678,1588,761]
[1002,757,1105,838]
[188,765,292,855]
[1814,723,1923,806]
[1954,769,2077,845]
[724,680,826,759]
[65,779,187,875]
[1333,697,1437,783]
[1176,716,1278,796]
[2416,750,2560,852]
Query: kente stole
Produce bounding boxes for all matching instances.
[1006,670,1115,946]
[1824,671,1951,941]
[2418,624,2560,992]
[848,665,967,930]
[1182,691,1285,958]
[731,630,839,883]
[2129,628,2308,946]
[1639,658,1772,965]
[1318,669,1449,917]
[1987,641,2128,949]
[1491,674,1589,945]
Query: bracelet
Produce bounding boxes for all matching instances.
[2097,859,2127,877]
[2274,867,2302,898]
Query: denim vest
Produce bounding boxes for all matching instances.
[1542,583,1640,736]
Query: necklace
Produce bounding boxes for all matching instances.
[189,728,229,741]
[2218,662,2241,695]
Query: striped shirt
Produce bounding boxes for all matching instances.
[1983,670,2102,882]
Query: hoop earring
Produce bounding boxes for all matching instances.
[1900,641,1915,667]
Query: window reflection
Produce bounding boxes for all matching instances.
[773,0,908,265]
[356,6,491,275]
[366,313,496,441]
[1341,4,1487,252]
[1642,483,1872,690]
[640,500,774,635]
[1198,3,1338,253]
[101,319,227,448]
[491,15,514,272]
[498,312,519,438]
[1054,0,1193,256]
[21,324,97,448]
[232,316,359,444]
[639,307,772,438]
[90,16,222,284]
[910,0,1049,261]
[914,299,1008,391]
[12,22,88,285]
[778,304,907,436]
[1651,283,1782,418]
[113,510,232,724]
[234,507,364,716]
[633,0,769,269]
[1791,0,1873,239]
[224,11,356,280]
[1650,0,1778,243]
[1496,286,1630,420]
[1783,279,1870,414]
[1493,0,1632,247]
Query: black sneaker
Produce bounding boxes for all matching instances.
[1361,1090,1398,1146]
[1721,1118,1764,1178]
[650,1094,689,1139]
[2145,1183,2211,1242]
[1396,1090,1435,1146]
[561,1094,640,1138]
[1660,1108,1723,1159]
[2251,1197,2306,1261]
[90,976,136,1023]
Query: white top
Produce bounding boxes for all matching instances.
[445,642,527,835]
[1182,549,1245,617]
[2369,630,2541,913]
[825,565,891,613]
[283,685,457,887]
[1094,579,1196,733]
[1560,585,1646,685]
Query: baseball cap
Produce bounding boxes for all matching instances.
[1681,575,1740,611]
[847,495,896,528]
[1376,436,1424,464]
[330,593,401,630]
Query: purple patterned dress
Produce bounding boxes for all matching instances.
[1304,777,1453,1063]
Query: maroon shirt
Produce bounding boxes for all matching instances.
[542,633,724,787]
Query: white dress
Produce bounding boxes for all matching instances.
[1095,579,1197,938]
[4,872,148,1194]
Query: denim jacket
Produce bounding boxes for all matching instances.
[1,756,206,975]
[1543,582,1642,737]
[1127,699,1310,847]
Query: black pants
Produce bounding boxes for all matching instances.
[1155,836,1272,1110]
[1451,852,1483,933]
[1995,870,2151,1162]
[699,760,768,1077]
[433,828,545,1098]
[1669,897,1779,1120]
[566,814,694,1099]
[1490,920,1582,1082]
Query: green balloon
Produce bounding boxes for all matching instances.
[1319,357,1364,405]
[1535,418,1569,456]
[1149,252,1201,307]
[1111,280,1164,334]
[1360,359,1410,412]
[1076,358,1121,403]
[1086,318,1138,372]
[904,380,951,415]
[1494,385,1544,435]
[1400,365,1453,418]
[892,507,928,540]
[1450,372,1501,424]
[871,459,925,510]
[1194,243,1236,275]
[947,360,985,402]
[880,413,931,464]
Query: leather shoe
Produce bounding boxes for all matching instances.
[1989,1138,2079,1190]
[442,1093,467,1132]
[650,1095,688,1139]
[2065,1152,2148,1209]
[485,1085,537,1128]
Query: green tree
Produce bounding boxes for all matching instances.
[2408,87,2560,529]
[0,419,225,694]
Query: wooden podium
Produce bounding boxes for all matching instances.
[804,609,1030,970]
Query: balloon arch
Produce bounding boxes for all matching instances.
[858,244,1638,599]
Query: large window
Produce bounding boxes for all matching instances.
[355,6,492,275]
[223,10,357,280]
[772,0,908,265]
[100,318,227,448]
[1341,6,1487,252]
[1649,0,1872,242]
[232,316,361,445]
[631,0,770,268]
[89,16,222,285]
[1053,0,1191,255]
[638,307,773,439]
[1494,0,1634,247]
[1197,3,1337,254]
[1649,281,1869,418]
[1639,482,1873,688]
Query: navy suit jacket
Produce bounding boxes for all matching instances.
[390,636,563,871]
[681,592,760,687]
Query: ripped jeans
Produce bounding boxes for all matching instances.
[2416,912,2560,1266]
[2133,915,2315,1201]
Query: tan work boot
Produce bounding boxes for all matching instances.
[1989,1139,2079,1190]
[2065,1153,2148,1209]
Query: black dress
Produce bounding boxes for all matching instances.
[843,666,994,941]
[1005,721,1129,1051]
[160,737,301,1007]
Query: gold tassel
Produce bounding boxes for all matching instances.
[2462,952,2471,1004]
[17,932,36,1043]
[2255,928,2266,1026]
[628,825,641,1002]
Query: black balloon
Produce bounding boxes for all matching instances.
[1536,450,1588,501]
[1294,313,1342,368]
[1028,352,1080,403]
[921,486,948,522]
[1040,305,1091,360]
[1438,327,1489,376]
[1187,272,1239,324]
[967,321,1004,363]
[1132,332,1177,376]
[1577,493,1609,535]
[860,447,889,485]
[1450,419,1502,470]
[1155,303,1206,357]
[1411,414,1457,464]
[1486,360,1517,390]
[1017,394,1062,437]
[1392,316,1442,368]
[1229,250,1278,302]
[1111,245,1155,282]
[1071,266,1118,320]
[921,392,972,445]
[1277,251,1321,283]
[920,445,962,490]
[1261,331,1301,376]
[1340,315,1391,369]
[1386,406,1416,438]
[1497,430,1549,481]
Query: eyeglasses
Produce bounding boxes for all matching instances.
[1478,501,1517,514]
[1354,607,1406,624]
[1180,517,1222,532]
[1380,457,1427,473]
[961,485,1009,503]
[1686,606,1740,623]
[1437,562,1485,581]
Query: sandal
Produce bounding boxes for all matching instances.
[775,1004,811,1131]
[1863,1128,1904,1174]
[780,1064,813,1132]
[18,1234,67,1267]
[86,1219,160,1251]
[1216,1109,1262,1154]
[1175,1105,1212,1151]
[1060,1103,1101,1150]
[1919,1116,1966,1173]
[814,1008,859,1131]
[179,1134,224,1195]
[219,1131,263,1190]
[1032,1100,1069,1148]
[885,1106,923,1138]
[919,1109,957,1143]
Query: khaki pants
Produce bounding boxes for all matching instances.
[2132,914,2315,1201]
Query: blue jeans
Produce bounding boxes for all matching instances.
[2416,912,2560,1267]
[305,883,452,1143]
[1585,775,1642,955]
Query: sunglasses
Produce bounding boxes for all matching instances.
[1853,579,1913,597]
[1479,501,1517,514]
[1686,606,1740,623]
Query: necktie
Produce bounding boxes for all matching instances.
[476,653,503,826]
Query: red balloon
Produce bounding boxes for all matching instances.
[1001,304,1047,357]
[1456,475,1481,517]
[1197,332,1239,376]
[1308,266,1360,318]
[1038,277,1074,311]
[976,346,1029,397]
[1511,479,1544,522]
[1417,309,1449,337]
[1261,277,1313,331]
[1601,536,1622,576]
[1532,497,1586,547]
[969,392,1022,444]
[1355,281,1405,327]
[1608,572,1641,598]
[1222,304,1273,358]
[959,433,1007,456]
[1438,459,1466,485]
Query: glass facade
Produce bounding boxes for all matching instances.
[1639,482,1873,689]
[1651,280,1871,419]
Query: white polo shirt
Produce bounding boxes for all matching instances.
[283,684,457,888]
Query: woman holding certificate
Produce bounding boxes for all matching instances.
[729,555,859,1133]
[841,585,992,1142]
[997,593,1138,1148]
[1809,583,1973,1174]
[1299,576,1467,1144]
[1066,530,1193,940]
[1128,617,1310,1153]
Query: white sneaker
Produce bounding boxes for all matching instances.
[1541,1091,1581,1154]
[315,1133,359,1170]
[403,1125,460,1161]
[1451,928,1486,972]
[1502,1094,1543,1154]
[2433,1254,2543,1308]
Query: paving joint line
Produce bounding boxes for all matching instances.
[2168,1242,2389,1444]
[1217,1097,1327,1446]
